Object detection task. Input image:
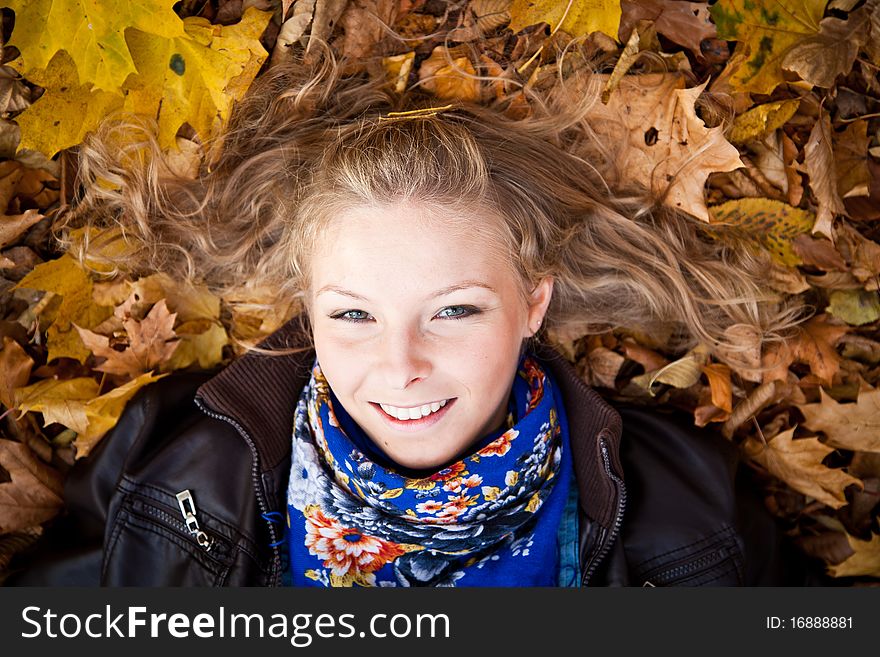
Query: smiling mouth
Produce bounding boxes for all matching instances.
[370,399,456,427]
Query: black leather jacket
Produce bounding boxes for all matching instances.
[4,319,807,586]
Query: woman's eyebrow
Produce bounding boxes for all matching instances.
[316,281,498,300]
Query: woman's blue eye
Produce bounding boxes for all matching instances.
[331,306,478,323]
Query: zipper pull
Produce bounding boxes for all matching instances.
[176,489,214,551]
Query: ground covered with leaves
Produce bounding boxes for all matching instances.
[0,0,879,583]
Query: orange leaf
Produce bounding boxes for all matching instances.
[0,439,64,533]
[761,315,849,385]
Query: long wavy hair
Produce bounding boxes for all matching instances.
[55,38,807,372]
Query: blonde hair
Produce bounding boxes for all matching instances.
[56,39,808,371]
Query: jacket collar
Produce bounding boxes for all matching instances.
[194,317,624,529]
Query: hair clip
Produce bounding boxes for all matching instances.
[378,104,455,122]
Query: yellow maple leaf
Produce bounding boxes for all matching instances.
[709,0,826,95]
[123,7,271,148]
[15,371,167,458]
[13,51,125,157]
[798,387,880,453]
[508,0,621,41]
[5,0,184,92]
[743,426,863,509]
[15,254,114,363]
[165,319,229,371]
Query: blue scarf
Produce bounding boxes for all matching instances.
[284,350,572,587]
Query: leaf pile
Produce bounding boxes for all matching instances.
[1,0,879,583]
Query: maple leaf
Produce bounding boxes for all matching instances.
[15,254,115,364]
[13,51,125,157]
[166,319,229,370]
[709,0,826,95]
[782,10,869,88]
[509,0,621,41]
[742,427,863,509]
[15,371,167,458]
[761,315,849,385]
[75,299,181,378]
[122,8,272,149]
[5,0,185,93]
[591,74,742,222]
[827,532,880,578]
[418,47,481,102]
[798,387,880,453]
[0,439,64,533]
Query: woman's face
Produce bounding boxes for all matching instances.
[307,201,553,471]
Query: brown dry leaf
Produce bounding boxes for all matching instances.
[0,65,32,114]
[76,299,180,378]
[761,315,849,386]
[827,532,880,578]
[631,344,710,395]
[334,0,398,63]
[792,234,848,272]
[835,222,880,285]
[804,111,846,239]
[0,337,34,410]
[722,380,780,438]
[798,387,880,453]
[273,0,316,64]
[418,47,481,102]
[782,12,868,88]
[621,338,669,372]
[742,427,863,509]
[702,362,733,413]
[586,346,624,389]
[619,0,715,54]
[0,439,64,533]
[834,120,870,200]
[591,74,742,222]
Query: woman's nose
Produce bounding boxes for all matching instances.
[378,325,432,389]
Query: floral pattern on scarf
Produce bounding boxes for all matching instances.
[285,351,572,587]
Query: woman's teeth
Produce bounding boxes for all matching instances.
[379,399,448,421]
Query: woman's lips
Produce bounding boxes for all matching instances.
[371,398,456,431]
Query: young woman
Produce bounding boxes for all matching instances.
[6,42,810,586]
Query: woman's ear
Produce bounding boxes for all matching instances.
[526,276,554,336]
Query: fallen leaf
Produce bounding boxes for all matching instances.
[619,0,715,54]
[75,299,181,378]
[798,386,880,453]
[804,111,846,239]
[273,0,316,65]
[827,532,880,577]
[727,100,799,145]
[702,362,733,413]
[742,426,863,509]
[834,120,870,199]
[15,254,115,363]
[0,439,64,533]
[0,337,34,410]
[791,234,848,272]
[826,289,880,326]
[586,346,624,389]
[418,47,481,102]
[835,222,880,284]
[509,0,621,41]
[722,380,781,438]
[165,319,229,370]
[631,344,709,395]
[5,0,185,93]
[707,198,814,266]
[123,8,272,149]
[761,315,849,385]
[590,74,742,222]
[709,0,826,95]
[782,11,868,88]
[15,371,167,458]
[334,0,399,63]
[0,65,32,113]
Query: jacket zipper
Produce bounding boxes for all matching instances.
[581,435,627,585]
[193,396,282,585]
[176,489,215,551]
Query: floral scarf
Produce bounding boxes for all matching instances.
[284,350,572,587]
